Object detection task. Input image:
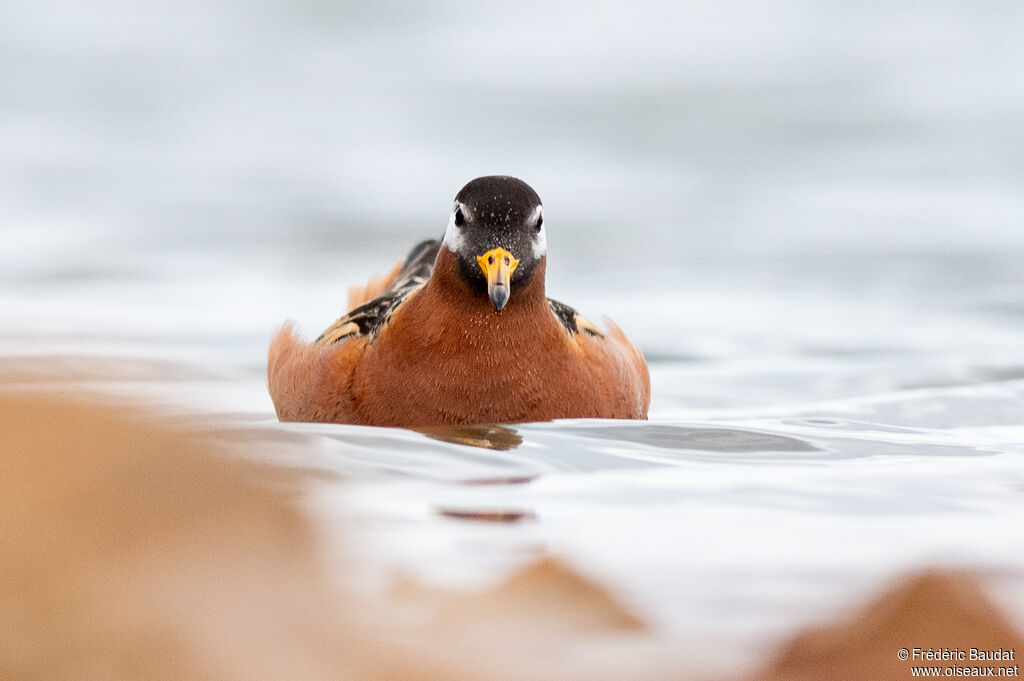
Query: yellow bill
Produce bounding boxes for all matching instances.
[476,247,520,311]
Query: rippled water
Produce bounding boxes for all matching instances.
[3,0,1024,669]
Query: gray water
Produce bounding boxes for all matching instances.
[3,0,1024,669]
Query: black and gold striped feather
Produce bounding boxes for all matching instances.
[316,239,603,345]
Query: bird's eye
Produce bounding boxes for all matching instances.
[454,205,465,227]
[535,213,543,231]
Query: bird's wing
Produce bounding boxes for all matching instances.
[318,239,440,345]
[547,298,605,338]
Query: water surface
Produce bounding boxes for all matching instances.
[3,0,1024,669]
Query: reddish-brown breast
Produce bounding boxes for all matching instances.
[269,248,649,427]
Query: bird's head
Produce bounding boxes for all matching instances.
[441,176,546,311]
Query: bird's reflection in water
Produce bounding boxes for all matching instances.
[417,423,524,451]
[437,508,536,523]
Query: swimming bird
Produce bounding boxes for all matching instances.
[268,176,649,427]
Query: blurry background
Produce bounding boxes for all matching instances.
[4,0,1023,379]
[4,2,1024,665]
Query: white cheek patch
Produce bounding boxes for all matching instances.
[442,204,465,254]
[532,205,546,258]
